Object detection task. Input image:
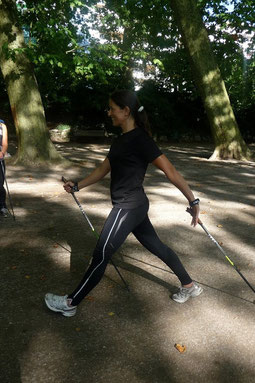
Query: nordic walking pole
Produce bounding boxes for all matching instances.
[0,160,15,221]
[62,176,130,292]
[186,207,255,294]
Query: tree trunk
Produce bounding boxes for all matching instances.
[0,0,64,165]
[171,0,252,160]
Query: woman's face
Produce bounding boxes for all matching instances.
[108,99,128,127]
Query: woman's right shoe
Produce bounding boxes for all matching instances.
[45,293,77,317]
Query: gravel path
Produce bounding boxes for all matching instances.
[1,142,255,383]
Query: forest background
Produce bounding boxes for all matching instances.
[0,0,254,162]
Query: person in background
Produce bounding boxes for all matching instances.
[0,119,9,218]
[45,90,203,317]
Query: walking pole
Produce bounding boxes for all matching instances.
[0,159,15,221]
[62,176,130,292]
[186,208,255,295]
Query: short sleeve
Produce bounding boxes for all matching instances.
[137,132,162,163]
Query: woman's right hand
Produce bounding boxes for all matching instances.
[63,181,75,193]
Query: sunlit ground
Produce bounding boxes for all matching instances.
[1,141,255,383]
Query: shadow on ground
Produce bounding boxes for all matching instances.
[0,142,255,383]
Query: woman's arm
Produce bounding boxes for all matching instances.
[64,157,111,193]
[0,123,8,159]
[152,154,199,226]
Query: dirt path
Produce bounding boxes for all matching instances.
[1,142,255,383]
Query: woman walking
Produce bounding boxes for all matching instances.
[0,119,9,218]
[45,90,203,317]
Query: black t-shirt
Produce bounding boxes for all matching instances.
[107,128,162,208]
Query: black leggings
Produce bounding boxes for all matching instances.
[0,160,6,209]
[69,200,192,305]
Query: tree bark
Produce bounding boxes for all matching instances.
[0,0,64,164]
[171,0,252,160]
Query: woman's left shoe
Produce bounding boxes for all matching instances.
[171,282,203,303]
[0,207,9,218]
[45,293,77,317]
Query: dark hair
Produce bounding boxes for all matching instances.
[110,89,151,135]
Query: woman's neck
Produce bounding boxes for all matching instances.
[120,118,136,134]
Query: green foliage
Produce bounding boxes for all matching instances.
[137,80,211,141]
[0,0,253,141]
[55,124,71,130]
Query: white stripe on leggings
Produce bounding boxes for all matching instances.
[73,208,123,299]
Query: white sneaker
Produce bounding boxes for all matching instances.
[0,207,9,218]
[45,293,77,317]
[172,282,203,303]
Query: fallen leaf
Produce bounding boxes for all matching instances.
[174,343,186,353]
[11,266,17,270]
[75,327,81,332]
[85,296,95,301]
[200,211,207,214]
[108,312,115,316]
[25,275,31,279]
[217,224,223,228]
[219,242,224,246]
[53,244,59,248]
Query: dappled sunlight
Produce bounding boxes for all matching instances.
[1,142,255,382]
[47,244,71,271]
[21,330,72,381]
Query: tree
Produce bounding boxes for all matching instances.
[79,1,253,159]
[1,1,252,161]
[170,0,252,160]
[0,0,65,164]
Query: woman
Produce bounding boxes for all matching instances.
[0,119,9,218]
[45,90,203,317]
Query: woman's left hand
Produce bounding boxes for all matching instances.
[190,204,200,227]
[0,151,4,159]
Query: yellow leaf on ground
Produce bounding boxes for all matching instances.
[217,224,223,228]
[85,296,95,301]
[108,312,115,316]
[174,343,186,353]
[25,275,31,279]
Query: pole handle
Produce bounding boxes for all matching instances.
[62,176,74,194]
[186,207,203,225]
